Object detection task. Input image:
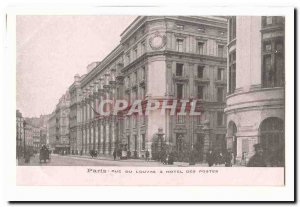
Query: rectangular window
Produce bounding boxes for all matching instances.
[217,112,224,126]
[176,63,184,76]
[176,84,184,99]
[126,53,130,64]
[217,87,224,102]
[228,51,236,94]
[197,66,204,78]
[141,134,145,150]
[176,24,184,30]
[176,134,184,152]
[197,42,204,54]
[141,41,146,54]
[229,17,236,41]
[133,48,138,60]
[217,68,224,80]
[127,135,130,150]
[262,37,284,88]
[197,85,204,99]
[176,39,183,52]
[176,115,185,124]
[266,16,273,25]
[218,45,224,57]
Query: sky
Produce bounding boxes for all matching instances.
[16,15,137,118]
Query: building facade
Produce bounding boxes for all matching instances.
[48,112,56,150]
[69,16,228,161]
[16,110,24,158]
[69,74,83,154]
[225,16,285,166]
[54,92,71,154]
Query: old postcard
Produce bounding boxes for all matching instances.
[6,5,295,201]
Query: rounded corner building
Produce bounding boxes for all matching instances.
[225,16,285,166]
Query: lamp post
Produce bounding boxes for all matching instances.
[23,120,26,158]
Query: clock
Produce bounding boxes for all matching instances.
[149,32,167,50]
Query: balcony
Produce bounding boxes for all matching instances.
[194,77,210,84]
[172,74,189,82]
[215,79,226,86]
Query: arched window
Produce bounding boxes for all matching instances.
[259,117,284,166]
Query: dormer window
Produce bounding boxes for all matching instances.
[176,24,184,30]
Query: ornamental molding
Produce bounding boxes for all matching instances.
[149,31,167,50]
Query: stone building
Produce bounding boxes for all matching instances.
[69,74,83,154]
[47,92,71,154]
[71,16,228,161]
[225,16,285,166]
[47,112,56,150]
[16,110,24,158]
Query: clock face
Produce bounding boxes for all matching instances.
[151,36,163,48]
[149,32,166,50]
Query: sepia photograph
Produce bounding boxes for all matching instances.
[16,15,285,168]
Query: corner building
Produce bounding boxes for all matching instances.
[75,16,228,161]
[225,16,285,166]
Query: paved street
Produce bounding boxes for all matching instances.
[17,153,167,166]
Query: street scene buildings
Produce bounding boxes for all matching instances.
[16,16,285,167]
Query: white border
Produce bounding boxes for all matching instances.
[2,5,295,202]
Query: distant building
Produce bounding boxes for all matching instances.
[225,16,285,166]
[50,91,71,154]
[69,74,83,154]
[47,112,57,150]
[24,124,34,152]
[16,110,24,158]
[32,127,41,152]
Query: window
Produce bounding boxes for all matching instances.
[141,134,146,150]
[262,37,284,88]
[133,47,138,60]
[217,87,224,102]
[176,24,184,30]
[262,16,285,27]
[176,39,184,52]
[217,68,224,80]
[197,42,204,54]
[198,27,205,33]
[197,85,204,99]
[127,135,130,150]
[266,16,273,25]
[229,17,236,41]
[176,115,185,124]
[176,84,184,99]
[217,112,224,126]
[228,51,236,94]
[197,66,204,78]
[141,41,146,54]
[140,86,145,99]
[218,45,224,57]
[176,134,184,151]
[176,63,184,76]
[126,52,130,64]
[141,66,146,80]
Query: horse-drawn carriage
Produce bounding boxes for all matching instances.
[39,145,51,163]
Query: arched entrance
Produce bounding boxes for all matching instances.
[259,117,284,167]
[227,121,237,163]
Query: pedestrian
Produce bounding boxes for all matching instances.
[145,150,150,162]
[247,144,266,167]
[206,150,214,167]
[113,149,117,160]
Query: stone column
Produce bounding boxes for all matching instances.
[111,119,116,153]
[105,122,110,154]
[100,121,104,154]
